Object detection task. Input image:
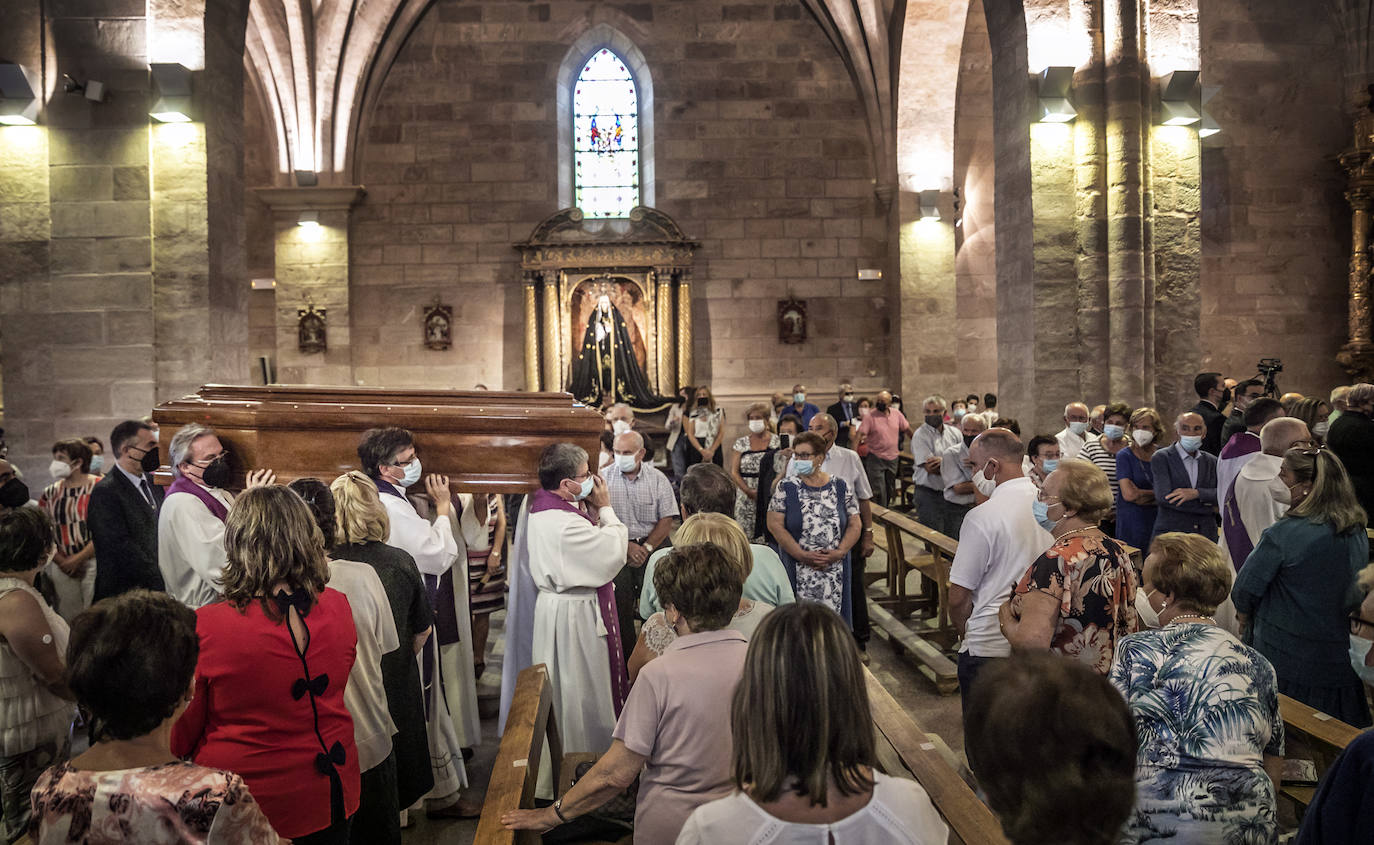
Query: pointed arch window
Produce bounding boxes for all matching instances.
[573,49,639,218]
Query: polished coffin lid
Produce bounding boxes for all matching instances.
[150,384,604,492]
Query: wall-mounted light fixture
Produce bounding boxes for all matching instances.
[857,268,882,281]
[297,211,320,228]
[1160,70,1200,126]
[918,190,940,222]
[0,63,39,125]
[150,63,192,122]
[1199,85,1220,138]
[1037,67,1076,123]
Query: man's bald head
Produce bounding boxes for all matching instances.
[1064,402,1089,423]
[1259,417,1311,456]
[613,431,645,453]
[1176,412,1205,436]
[970,428,1023,463]
[961,414,988,437]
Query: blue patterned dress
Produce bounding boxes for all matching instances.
[1110,623,1284,845]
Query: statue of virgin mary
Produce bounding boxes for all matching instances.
[569,295,671,411]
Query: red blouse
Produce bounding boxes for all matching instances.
[171,588,361,838]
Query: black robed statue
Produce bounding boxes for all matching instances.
[569,295,672,411]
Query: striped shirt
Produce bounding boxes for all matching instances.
[1078,436,1122,505]
[39,477,97,556]
[601,462,680,539]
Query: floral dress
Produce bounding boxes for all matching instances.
[1010,533,1138,674]
[767,477,857,617]
[733,434,780,539]
[1110,624,1284,845]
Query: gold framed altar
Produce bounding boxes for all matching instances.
[515,207,700,401]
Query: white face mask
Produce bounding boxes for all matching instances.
[1351,635,1374,685]
[973,462,997,498]
[49,459,73,481]
[748,419,766,434]
[1132,429,1155,447]
[843,394,855,403]
[611,420,632,436]
[614,453,639,474]
[1135,587,1162,629]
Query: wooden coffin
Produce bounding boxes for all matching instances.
[150,384,604,493]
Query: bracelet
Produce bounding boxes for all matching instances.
[552,797,569,824]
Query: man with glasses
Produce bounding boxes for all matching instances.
[89,420,165,600]
[158,422,275,608]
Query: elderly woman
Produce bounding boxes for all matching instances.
[328,471,434,817]
[0,509,75,843]
[678,603,947,843]
[685,385,726,468]
[503,543,751,843]
[1025,435,1061,490]
[729,403,781,540]
[172,486,361,843]
[1116,406,1164,549]
[999,459,1138,674]
[1111,533,1283,844]
[289,479,402,845]
[766,431,862,626]
[38,438,99,620]
[1078,401,1132,535]
[30,590,281,843]
[628,513,774,681]
[1232,446,1372,726]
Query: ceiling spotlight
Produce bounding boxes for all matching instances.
[150,63,192,123]
[1037,66,1077,123]
[0,63,39,125]
[1160,70,1201,126]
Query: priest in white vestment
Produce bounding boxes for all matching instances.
[1220,417,1309,570]
[358,426,476,817]
[522,442,629,756]
[158,423,273,608]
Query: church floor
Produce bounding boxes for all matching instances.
[401,551,967,845]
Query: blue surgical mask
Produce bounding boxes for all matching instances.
[1068,421,1089,436]
[89,455,104,473]
[793,459,816,476]
[576,475,595,500]
[399,458,423,487]
[1031,499,1058,533]
[1042,459,1059,474]
[1179,435,1203,453]
[793,392,806,404]
[1103,424,1125,441]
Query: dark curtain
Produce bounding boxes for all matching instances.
[569,303,671,411]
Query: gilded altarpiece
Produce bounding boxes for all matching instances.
[1341,111,1374,380]
[515,207,699,403]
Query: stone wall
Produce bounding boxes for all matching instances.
[343,0,889,401]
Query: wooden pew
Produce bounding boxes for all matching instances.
[1277,693,1363,812]
[865,667,1010,845]
[474,664,559,845]
[869,504,960,694]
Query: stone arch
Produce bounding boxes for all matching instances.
[555,23,656,211]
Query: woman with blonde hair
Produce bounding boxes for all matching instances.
[1112,533,1283,844]
[171,485,361,843]
[678,602,947,843]
[328,470,435,817]
[628,513,774,681]
[1233,445,1371,726]
[999,459,1139,674]
[685,385,725,468]
[729,402,781,540]
[1116,406,1164,549]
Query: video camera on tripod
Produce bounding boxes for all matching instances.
[1256,358,1283,398]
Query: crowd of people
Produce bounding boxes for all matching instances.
[2,371,1374,843]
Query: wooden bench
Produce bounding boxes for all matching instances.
[1277,693,1363,813]
[869,504,960,694]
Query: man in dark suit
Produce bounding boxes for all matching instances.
[1328,382,1374,518]
[1220,378,1266,450]
[1151,411,1219,541]
[1190,371,1229,455]
[826,381,860,449]
[88,420,165,600]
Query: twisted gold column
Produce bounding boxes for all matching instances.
[657,269,676,396]
[542,274,561,392]
[524,272,541,391]
[677,270,693,388]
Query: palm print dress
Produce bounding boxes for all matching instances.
[1110,623,1284,845]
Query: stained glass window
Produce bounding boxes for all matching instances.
[574,49,639,219]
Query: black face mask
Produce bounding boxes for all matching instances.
[875,400,888,412]
[1220,388,1232,407]
[696,397,708,407]
[925,414,944,429]
[0,478,29,509]
[199,455,232,489]
[138,445,160,474]
[963,434,977,447]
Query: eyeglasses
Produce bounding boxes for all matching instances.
[571,471,591,481]
[1350,616,1374,635]
[189,449,229,467]
[1036,490,1061,504]
[384,454,416,468]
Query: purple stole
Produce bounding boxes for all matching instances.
[166,475,228,522]
[529,488,630,717]
[1219,437,1263,571]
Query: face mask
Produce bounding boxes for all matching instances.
[575,475,595,500]
[1220,388,1233,407]
[399,457,423,488]
[875,400,888,412]
[139,445,160,474]
[200,455,233,489]
[953,408,967,420]
[1351,636,1374,685]
[49,460,72,481]
[793,459,816,476]
[924,414,943,428]
[615,454,638,473]
[1314,421,1330,437]
[1068,421,1089,436]
[843,394,855,403]
[968,402,979,411]
[611,420,631,436]
[1042,459,1060,474]
[974,463,997,497]
[1135,588,1162,630]
[696,397,708,407]
[892,403,901,412]
[1132,429,1155,447]
[0,478,29,509]
[1179,435,1203,453]
[1031,499,1058,533]
[89,455,104,473]
[860,407,870,417]
[963,434,977,448]
[748,419,766,434]
[793,393,806,404]
[1103,424,1125,441]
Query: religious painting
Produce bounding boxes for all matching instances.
[568,276,669,410]
[779,297,807,344]
[423,303,452,350]
[297,304,326,353]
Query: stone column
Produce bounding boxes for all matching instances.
[524,271,541,391]
[677,270,694,388]
[542,273,561,392]
[897,189,958,403]
[257,187,364,385]
[656,268,676,396]
[1072,0,1111,405]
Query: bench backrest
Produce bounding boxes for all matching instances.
[475,664,555,845]
[1280,693,1362,758]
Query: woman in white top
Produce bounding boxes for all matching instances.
[677,602,947,845]
[685,386,726,469]
[628,514,774,682]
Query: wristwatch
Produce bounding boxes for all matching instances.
[553,796,569,824]
[643,541,656,553]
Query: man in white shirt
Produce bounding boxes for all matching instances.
[948,429,1051,722]
[1221,417,1310,569]
[910,395,962,537]
[1055,402,1091,460]
[157,423,273,608]
[941,413,987,539]
[601,430,679,663]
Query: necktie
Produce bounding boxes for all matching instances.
[139,478,155,508]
